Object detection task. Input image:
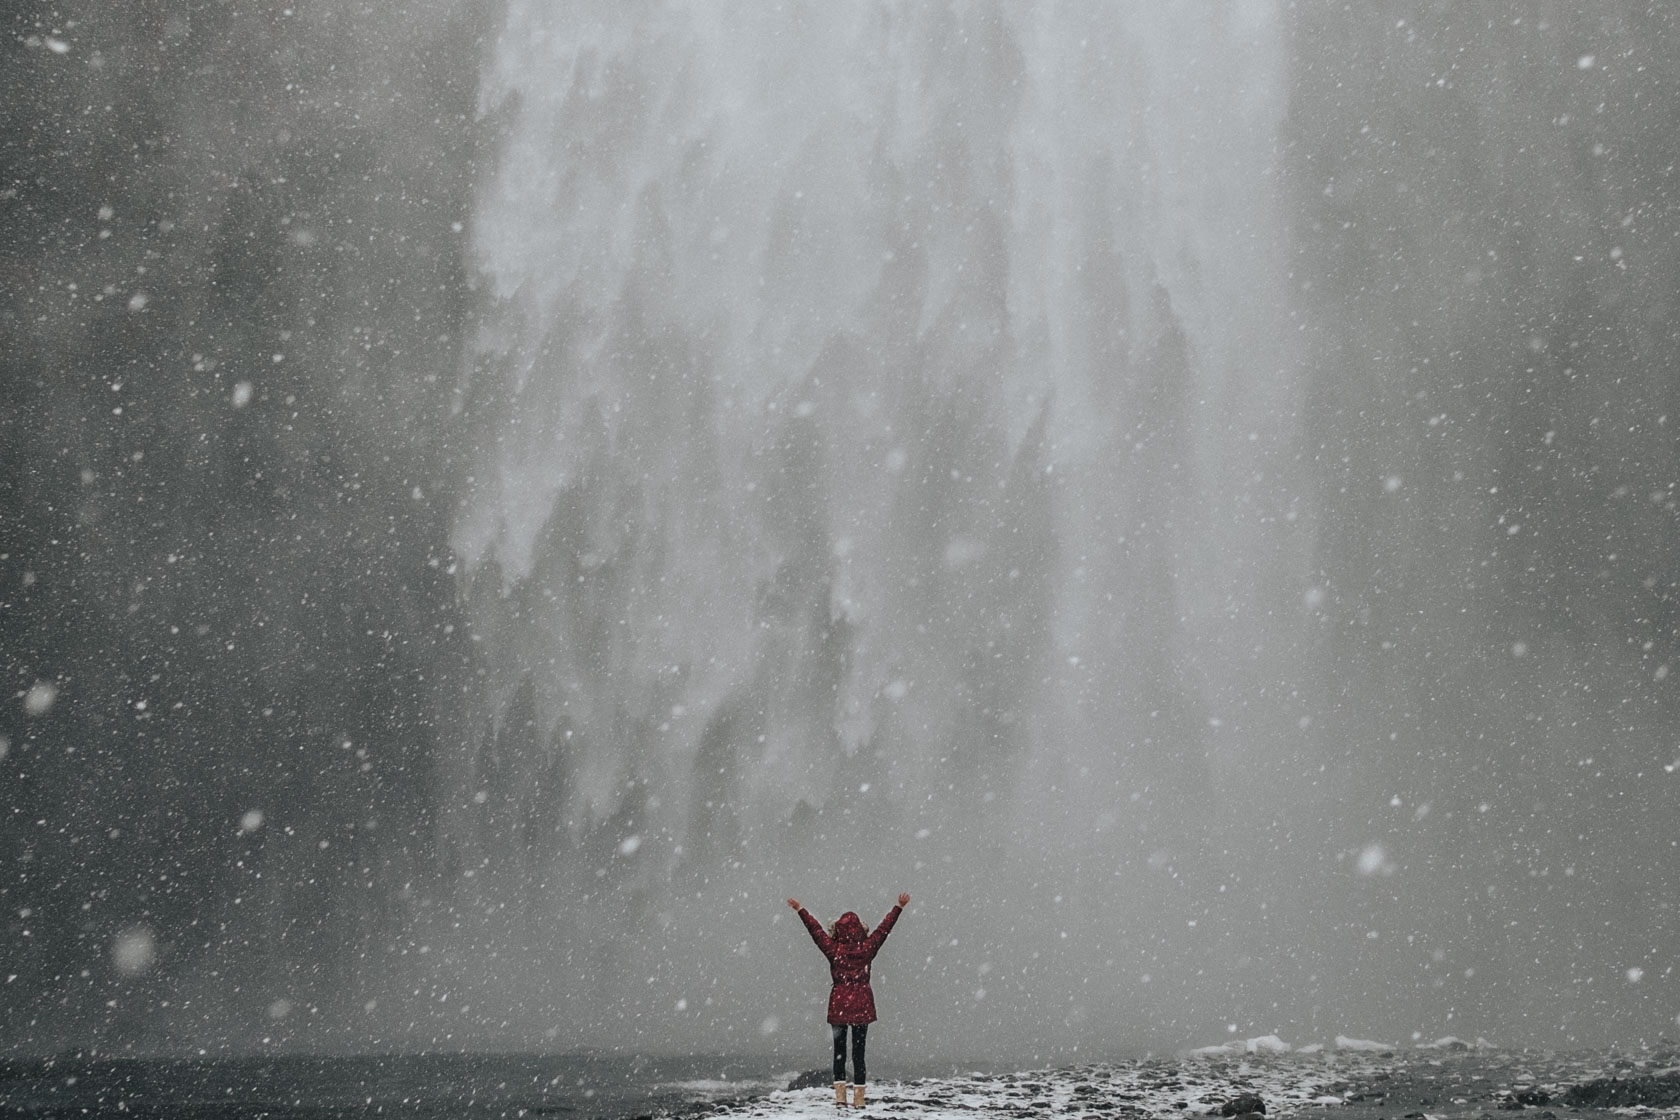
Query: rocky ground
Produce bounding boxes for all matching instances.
[694,1047,1680,1120]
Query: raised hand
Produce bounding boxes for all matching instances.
[787,897,802,910]
[897,892,911,907]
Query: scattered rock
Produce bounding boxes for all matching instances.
[1219,1094,1266,1116]
[1562,1073,1680,1110]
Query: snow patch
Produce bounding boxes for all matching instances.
[1247,1034,1292,1053]
[1335,1035,1395,1051]
[1419,1036,1470,1051]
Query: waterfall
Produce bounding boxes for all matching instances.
[448,2,1314,1053]
[9,0,1678,1059]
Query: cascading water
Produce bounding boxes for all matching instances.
[446,2,1317,1054]
[8,0,1679,1061]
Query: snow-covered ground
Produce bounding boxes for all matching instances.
[699,1044,1680,1120]
[712,1057,1342,1120]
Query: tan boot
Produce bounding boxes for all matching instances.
[852,1084,866,1109]
[834,1081,848,1106]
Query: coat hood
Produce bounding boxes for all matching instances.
[833,911,867,941]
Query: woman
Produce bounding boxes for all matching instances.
[785,892,910,1109]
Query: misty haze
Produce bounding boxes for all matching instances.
[3,0,1678,1097]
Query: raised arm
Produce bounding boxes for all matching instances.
[865,893,908,955]
[794,903,835,958]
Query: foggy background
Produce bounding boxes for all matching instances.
[2,1,1676,1060]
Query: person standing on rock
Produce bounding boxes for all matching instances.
[786,892,909,1109]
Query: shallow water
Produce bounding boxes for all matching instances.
[0,1052,796,1120]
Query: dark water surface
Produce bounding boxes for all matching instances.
[0,1052,796,1120]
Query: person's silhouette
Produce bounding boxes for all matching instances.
[786,893,910,1109]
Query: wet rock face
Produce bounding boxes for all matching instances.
[0,0,488,1050]
[1280,1,1680,1047]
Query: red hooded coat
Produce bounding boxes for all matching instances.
[797,904,902,1025]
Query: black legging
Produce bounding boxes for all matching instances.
[831,1023,868,1084]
